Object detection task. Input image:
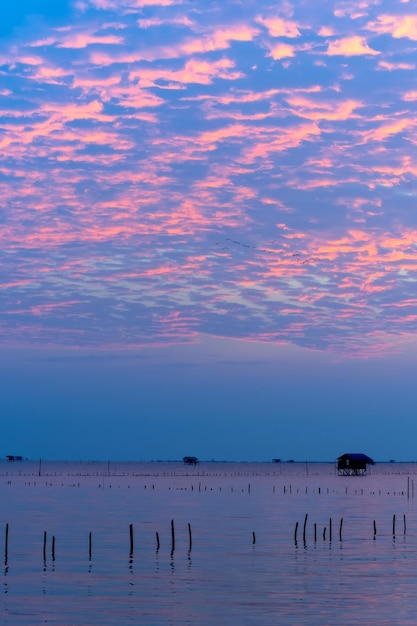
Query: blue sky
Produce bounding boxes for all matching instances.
[1,0,417,461]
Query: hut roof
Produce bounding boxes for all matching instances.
[337,453,374,464]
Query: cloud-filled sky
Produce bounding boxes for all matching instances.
[1,0,417,462]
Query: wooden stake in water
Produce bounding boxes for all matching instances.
[171,519,175,554]
[52,536,55,561]
[43,531,47,562]
[303,514,308,543]
[329,517,332,542]
[392,514,396,537]
[373,520,377,539]
[4,523,8,565]
[129,524,134,555]
[188,523,192,552]
[156,531,160,551]
[294,521,299,544]
[252,531,256,545]
[403,514,406,536]
[89,532,92,561]
[339,518,343,541]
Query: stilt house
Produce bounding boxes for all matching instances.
[337,453,374,476]
[183,456,199,465]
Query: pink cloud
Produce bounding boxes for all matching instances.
[255,16,302,38]
[179,25,259,56]
[132,0,182,5]
[40,100,112,122]
[30,65,75,84]
[284,95,363,121]
[29,37,57,47]
[72,75,121,93]
[268,43,296,60]
[17,55,44,65]
[366,14,417,40]
[403,91,417,100]
[137,16,194,28]
[326,36,380,56]
[57,33,124,48]
[334,8,369,19]
[129,57,243,87]
[106,85,165,107]
[359,117,415,143]
[241,122,322,163]
[318,26,335,37]
[89,24,258,66]
[87,0,181,8]
[378,60,415,70]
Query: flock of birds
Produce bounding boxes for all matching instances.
[215,238,320,265]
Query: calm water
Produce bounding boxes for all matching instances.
[1,461,417,625]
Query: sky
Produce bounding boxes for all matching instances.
[1,0,417,462]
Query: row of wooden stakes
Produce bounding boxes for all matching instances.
[294,513,407,544]
[3,520,191,565]
[2,514,409,565]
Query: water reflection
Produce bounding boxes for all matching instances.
[1,462,417,624]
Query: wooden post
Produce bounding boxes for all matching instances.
[188,523,192,551]
[156,531,160,551]
[373,520,377,538]
[171,519,175,553]
[403,514,406,536]
[52,536,55,561]
[314,523,317,542]
[129,524,134,555]
[294,521,299,543]
[392,514,396,537]
[4,523,8,565]
[329,517,332,542]
[302,514,308,543]
[43,531,47,561]
[89,532,92,560]
[252,531,256,545]
[339,518,343,541]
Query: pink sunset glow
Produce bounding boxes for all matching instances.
[2,0,417,462]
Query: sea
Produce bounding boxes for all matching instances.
[1,460,417,625]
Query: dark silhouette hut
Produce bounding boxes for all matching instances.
[337,453,374,476]
[183,456,199,465]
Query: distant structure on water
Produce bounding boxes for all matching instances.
[337,453,375,476]
[6,455,23,462]
[183,456,199,465]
